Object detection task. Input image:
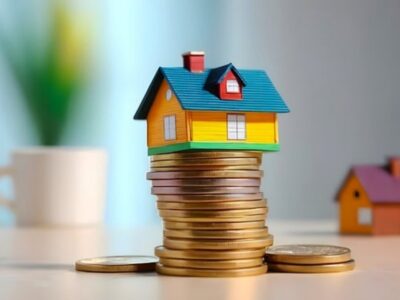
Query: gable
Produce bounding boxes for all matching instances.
[337,171,371,205]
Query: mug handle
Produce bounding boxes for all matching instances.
[0,166,15,211]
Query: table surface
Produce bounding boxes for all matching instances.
[0,220,399,300]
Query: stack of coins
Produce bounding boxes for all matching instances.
[265,245,355,273]
[147,151,272,277]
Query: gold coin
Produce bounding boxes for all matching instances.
[157,199,267,210]
[156,193,264,203]
[151,151,262,162]
[159,208,267,218]
[75,255,158,273]
[151,165,260,171]
[163,235,273,250]
[267,260,355,273]
[151,178,261,187]
[265,244,352,265]
[162,214,266,223]
[147,170,263,180]
[156,263,268,277]
[152,186,260,195]
[151,157,259,167]
[164,220,266,230]
[155,246,266,260]
[164,228,269,240]
[159,257,264,269]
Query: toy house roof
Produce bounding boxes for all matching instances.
[134,66,289,120]
[348,166,400,203]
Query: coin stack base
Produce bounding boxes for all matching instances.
[148,151,271,277]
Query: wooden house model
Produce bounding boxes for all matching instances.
[337,157,400,235]
[134,51,289,155]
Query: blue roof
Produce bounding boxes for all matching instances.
[134,65,289,119]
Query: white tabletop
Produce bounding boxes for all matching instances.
[0,220,399,300]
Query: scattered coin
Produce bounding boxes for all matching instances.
[157,199,267,210]
[164,220,266,230]
[265,244,352,265]
[75,255,158,273]
[155,246,266,260]
[159,257,264,269]
[151,151,262,162]
[164,228,269,240]
[146,170,263,180]
[151,178,261,187]
[163,235,273,250]
[156,263,268,277]
[267,259,355,273]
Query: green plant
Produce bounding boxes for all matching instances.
[0,2,88,145]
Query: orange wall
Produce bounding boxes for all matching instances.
[373,204,400,235]
[338,173,373,234]
[147,80,188,147]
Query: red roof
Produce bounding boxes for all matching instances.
[353,165,400,203]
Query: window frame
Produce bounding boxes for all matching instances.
[226,79,240,93]
[227,113,246,140]
[163,115,176,141]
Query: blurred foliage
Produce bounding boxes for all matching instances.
[0,1,90,145]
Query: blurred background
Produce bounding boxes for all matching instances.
[1,0,400,227]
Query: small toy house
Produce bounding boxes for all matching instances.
[134,51,289,155]
[337,157,400,235]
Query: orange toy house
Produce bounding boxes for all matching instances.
[337,157,400,235]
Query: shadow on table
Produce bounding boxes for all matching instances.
[0,262,73,271]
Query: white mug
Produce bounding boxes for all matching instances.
[0,147,107,226]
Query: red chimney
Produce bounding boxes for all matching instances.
[389,157,400,178]
[182,51,205,72]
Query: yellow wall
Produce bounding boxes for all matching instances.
[189,111,278,143]
[338,173,373,234]
[147,80,187,147]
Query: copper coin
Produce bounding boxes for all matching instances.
[151,165,260,171]
[156,193,264,203]
[164,220,266,230]
[158,208,268,218]
[157,199,267,210]
[164,227,269,240]
[151,157,259,167]
[147,170,263,180]
[151,151,262,162]
[162,214,266,223]
[158,257,264,270]
[152,186,260,195]
[151,178,261,187]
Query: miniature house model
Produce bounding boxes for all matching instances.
[337,157,400,235]
[134,51,289,155]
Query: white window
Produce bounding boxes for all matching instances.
[358,207,372,225]
[166,89,172,101]
[226,80,240,93]
[227,114,246,140]
[163,115,176,140]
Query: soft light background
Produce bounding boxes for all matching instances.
[1,0,400,226]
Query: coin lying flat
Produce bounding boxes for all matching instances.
[151,178,261,187]
[155,246,266,260]
[151,158,260,167]
[164,220,266,230]
[159,207,267,218]
[157,199,267,210]
[147,170,263,180]
[151,165,260,172]
[156,193,264,203]
[152,186,260,195]
[265,244,352,265]
[75,255,158,273]
[159,257,264,269]
[156,263,268,277]
[151,151,262,161]
[163,235,273,250]
[162,214,266,223]
[164,228,269,240]
[268,260,355,273]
